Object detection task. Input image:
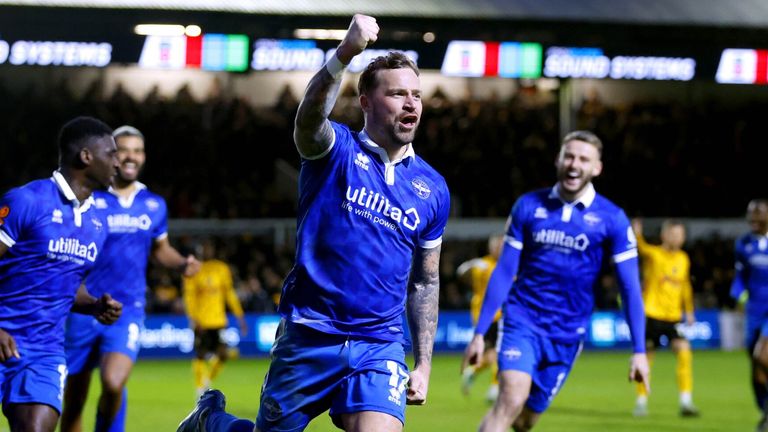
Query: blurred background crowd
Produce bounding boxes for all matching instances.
[0,78,755,314]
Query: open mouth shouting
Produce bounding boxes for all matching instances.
[398,114,419,131]
[562,170,583,189]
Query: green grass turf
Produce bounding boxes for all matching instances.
[0,350,753,431]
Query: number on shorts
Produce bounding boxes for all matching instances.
[127,322,140,351]
[57,364,68,401]
[386,360,409,393]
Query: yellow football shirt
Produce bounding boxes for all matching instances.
[183,259,244,329]
[636,233,694,322]
[458,255,502,325]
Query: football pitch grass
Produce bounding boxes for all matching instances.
[4,350,750,431]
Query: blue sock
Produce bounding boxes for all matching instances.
[95,388,128,432]
[206,411,255,432]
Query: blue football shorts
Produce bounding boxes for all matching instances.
[256,320,409,432]
[0,352,68,413]
[65,312,143,374]
[497,318,583,413]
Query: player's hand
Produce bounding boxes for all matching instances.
[0,328,20,362]
[406,365,430,405]
[182,255,201,277]
[335,14,379,64]
[461,334,485,372]
[631,218,643,236]
[629,352,650,395]
[685,312,695,326]
[95,293,123,325]
[238,317,249,337]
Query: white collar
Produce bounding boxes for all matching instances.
[109,181,147,208]
[109,181,147,195]
[52,170,95,209]
[549,183,596,208]
[358,129,415,165]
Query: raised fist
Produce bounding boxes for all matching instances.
[336,14,379,64]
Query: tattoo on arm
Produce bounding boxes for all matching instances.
[407,245,441,368]
[293,68,344,158]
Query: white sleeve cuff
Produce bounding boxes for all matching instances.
[504,235,523,250]
[0,229,15,247]
[325,52,346,80]
[613,249,638,263]
[298,127,336,160]
[420,237,443,249]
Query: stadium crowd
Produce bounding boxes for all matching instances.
[0,77,755,312]
[1,77,767,219]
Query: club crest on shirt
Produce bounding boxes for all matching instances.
[145,198,160,211]
[51,209,63,224]
[0,206,8,226]
[261,397,282,422]
[411,178,431,199]
[354,152,370,171]
[94,198,108,209]
[583,212,602,226]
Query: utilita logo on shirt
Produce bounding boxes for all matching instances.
[107,214,152,232]
[48,237,98,262]
[342,186,420,231]
[533,229,590,252]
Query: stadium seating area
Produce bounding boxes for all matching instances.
[2,78,767,218]
[0,78,753,312]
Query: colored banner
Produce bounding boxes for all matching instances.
[138,33,249,71]
[716,48,768,84]
[441,40,542,78]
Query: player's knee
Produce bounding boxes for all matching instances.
[101,373,127,395]
[492,392,527,422]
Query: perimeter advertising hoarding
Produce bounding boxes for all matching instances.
[440,40,542,78]
[543,46,697,81]
[138,34,249,71]
[0,39,111,67]
[250,38,420,73]
[137,310,721,358]
[716,48,768,84]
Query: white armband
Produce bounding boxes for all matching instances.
[325,52,346,80]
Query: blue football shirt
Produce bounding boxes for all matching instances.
[734,233,768,322]
[0,172,108,355]
[279,122,451,343]
[86,184,168,316]
[503,185,638,342]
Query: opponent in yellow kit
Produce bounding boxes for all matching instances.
[458,234,504,403]
[632,219,699,417]
[183,239,247,397]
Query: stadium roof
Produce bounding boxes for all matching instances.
[3,0,768,28]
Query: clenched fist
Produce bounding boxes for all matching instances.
[95,293,123,325]
[335,14,379,64]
